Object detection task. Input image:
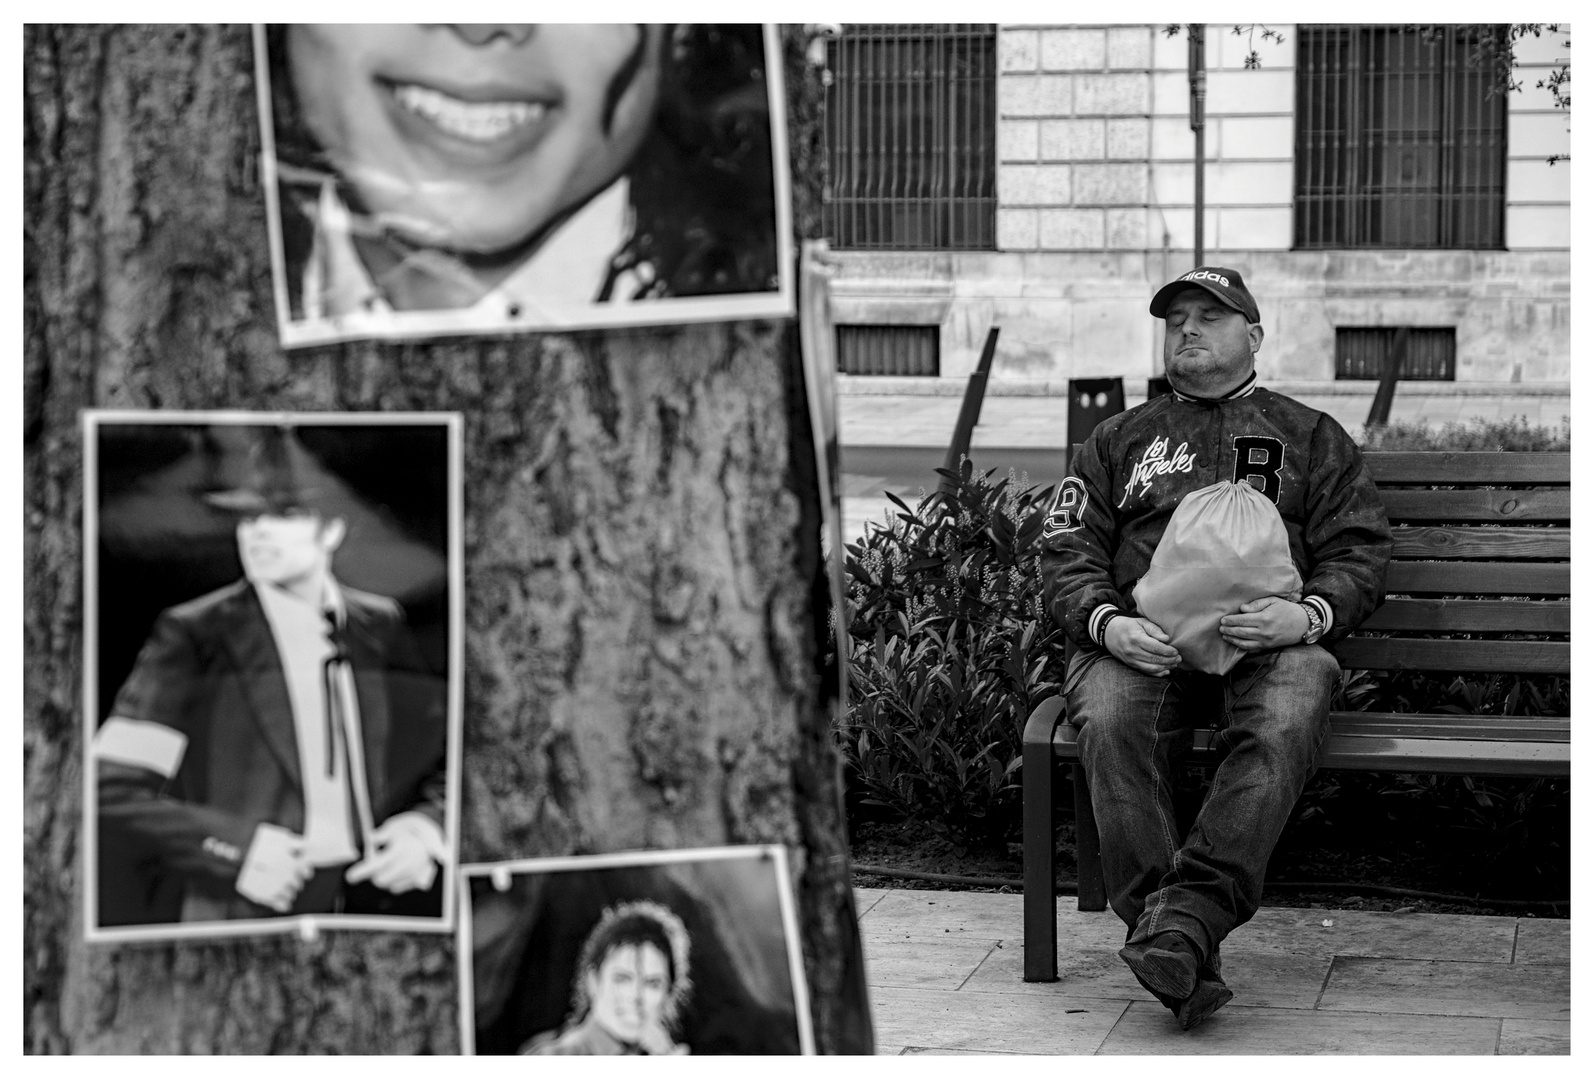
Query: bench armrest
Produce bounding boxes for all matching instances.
[1023,696,1067,748]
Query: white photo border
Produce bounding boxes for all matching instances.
[254,25,796,349]
[457,844,816,1055]
[80,409,465,945]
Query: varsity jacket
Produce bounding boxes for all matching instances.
[1039,374,1392,652]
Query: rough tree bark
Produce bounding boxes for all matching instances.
[23,24,870,1054]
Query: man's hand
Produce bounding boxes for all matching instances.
[1104,616,1182,677]
[1219,596,1311,652]
[236,823,312,913]
[346,817,440,894]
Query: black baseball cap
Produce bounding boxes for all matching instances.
[202,424,325,517]
[1149,266,1260,324]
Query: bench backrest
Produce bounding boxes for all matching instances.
[1061,448,1571,678]
[1339,451,1570,677]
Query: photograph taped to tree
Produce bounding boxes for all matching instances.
[254,24,795,348]
[81,412,464,944]
[460,846,816,1055]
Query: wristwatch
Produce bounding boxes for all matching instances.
[1298,601,1326,645]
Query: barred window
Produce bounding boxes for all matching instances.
[1295,25,1507,249]
[823,24,997,250]
[835,325,940,376]
[1335,327,1457,381]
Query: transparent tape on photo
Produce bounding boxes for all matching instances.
[1131,480,1302,675]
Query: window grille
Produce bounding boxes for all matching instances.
[823,24,997,250]
[1335,327,1457,380]
[836,325,941,376]
[1295,25,1507,249]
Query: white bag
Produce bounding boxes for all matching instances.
[1131,480,1303,675]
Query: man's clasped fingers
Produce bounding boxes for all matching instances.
[346,826,437,894]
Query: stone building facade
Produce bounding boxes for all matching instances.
[826,24,1571,390]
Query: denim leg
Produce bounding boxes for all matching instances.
[1131,644,1339,958]
[1065,647,1197,940]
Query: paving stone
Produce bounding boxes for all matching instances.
[861,936,999,990]
[1498,1018,1571,1055]
[967,938,1331,1010]
[1319,957,1570,1020]
[849,890,1571,1054]
[857,889,1026,939]
[851,887,889,918]
[1098,1000,1503,1055]
[1238,906,1518,963]
[1512,918,1570,965]
[871,986,1127,1054]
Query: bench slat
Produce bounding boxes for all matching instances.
[1331,637,1570,674]
[1316,736,1569,776]
[1385,561,1569,595]
[1359,598,1570,633]
[1363,451,1570,485]
[1049,712,1569,776]
[1325,713,1569,742]
[1391,526,1570,560]
[1378,488,1570,523]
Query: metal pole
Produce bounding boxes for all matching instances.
[1188,24,1207,266]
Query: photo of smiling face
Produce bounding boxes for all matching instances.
[286,24,663,256]
[259,23,792,345]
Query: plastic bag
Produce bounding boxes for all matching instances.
[1131,480,1302,675]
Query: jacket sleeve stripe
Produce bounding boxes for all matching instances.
[1088,603,1122,645]
[1303,594,1334,635]
[92,717,187,778]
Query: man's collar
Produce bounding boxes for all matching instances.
[252,575,344,621]
[1171,371,1257,403]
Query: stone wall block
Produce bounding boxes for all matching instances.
[1000,163,1073,206]
[1106,118,1150,159]
[1073,163,1146,205]
[1105,207,1148,249]
[1000,119,1040,162]
[1039,208,1105,249]
[1000,28,1039,72]
[1040,119,1105,161]
[1040,27,1106,71]
[999,74,1073,118]
[1107,26,1152,69]
[1075,73,1150,116]
[997,208,1039,250]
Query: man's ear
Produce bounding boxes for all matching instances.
[1248,323,1265,355]
[318,517,348,552]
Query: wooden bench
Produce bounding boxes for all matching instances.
[1021,450,1571,982]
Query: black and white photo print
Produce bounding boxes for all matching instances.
[460,846,816,1055]
[256,24,794,347]
[82,412,463,943]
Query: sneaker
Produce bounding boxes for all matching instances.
[1118,931,1201,1001]
[1176,974,1233,1031]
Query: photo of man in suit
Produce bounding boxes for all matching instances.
[88,418,456,935]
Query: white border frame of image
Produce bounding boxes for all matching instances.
[80,409,466,946]
[456,844,817,1056]
[254,24,796,349]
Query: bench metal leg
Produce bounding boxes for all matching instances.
[1073,763,1107,912]
[1022,729,1058,981]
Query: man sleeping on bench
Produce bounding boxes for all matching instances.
[1038,267,1392,1029]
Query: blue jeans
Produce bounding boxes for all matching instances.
[1064,643,1339,961]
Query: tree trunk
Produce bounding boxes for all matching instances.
[23,23,869,1054]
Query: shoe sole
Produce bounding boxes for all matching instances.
[1178,980,1233,1031]
[1118,943,1199,1000]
